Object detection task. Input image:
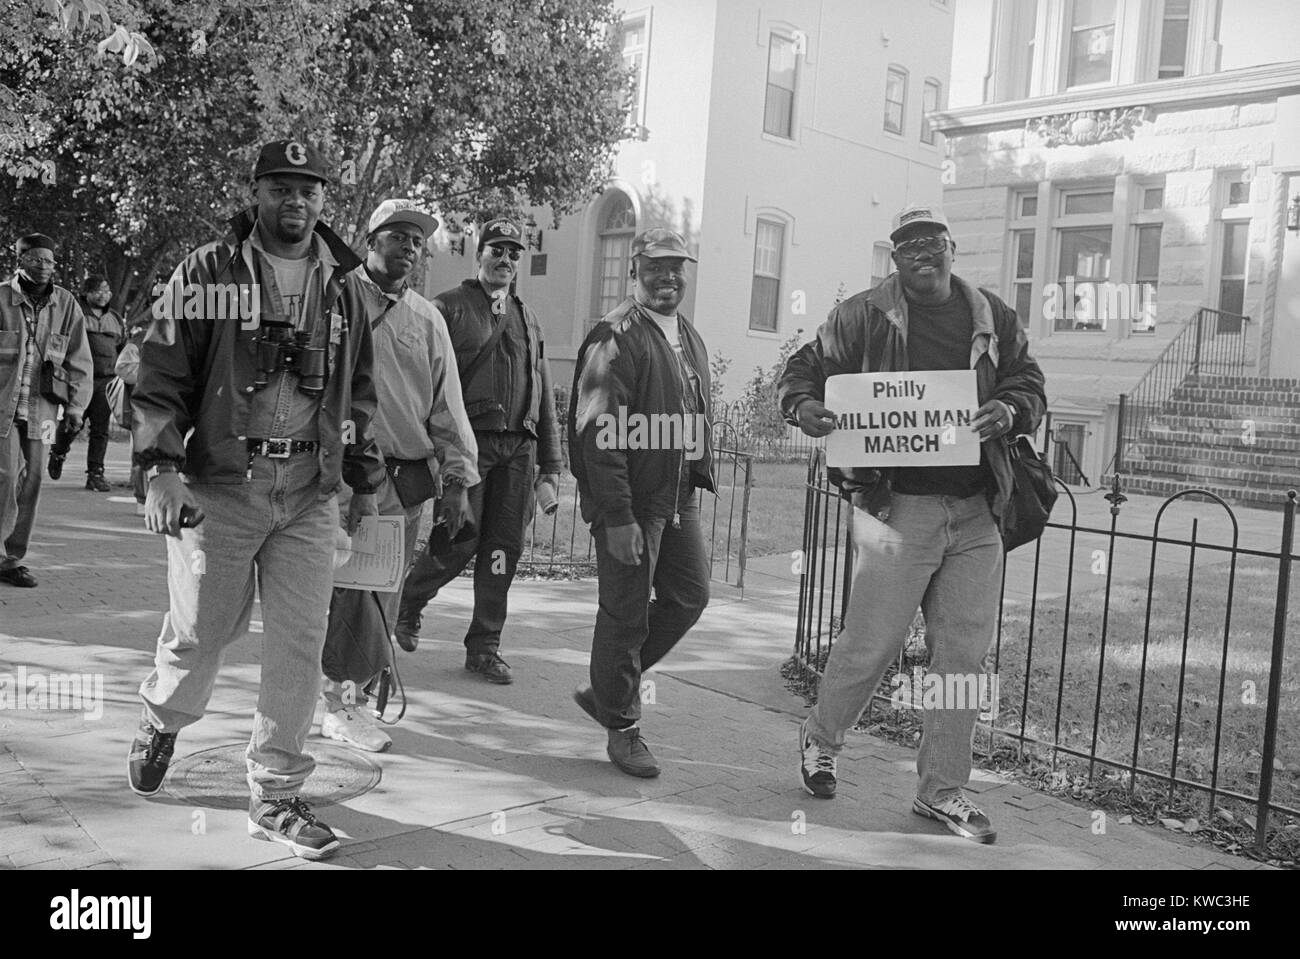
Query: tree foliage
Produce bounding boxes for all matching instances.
[0,0,632,320]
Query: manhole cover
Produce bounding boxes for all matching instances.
[164,742,381,810]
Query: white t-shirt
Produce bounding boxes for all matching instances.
[260,250,311,327]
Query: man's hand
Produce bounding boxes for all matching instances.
[346,492,378,535]
[535,472,560,498]
[795,399,837,438]
[605,521,644,566]
[144,472,198,539]
[438,485,472,539]
[972,400,1015,442]
[62,411,83,434]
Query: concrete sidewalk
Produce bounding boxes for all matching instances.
[0,442,1268,870]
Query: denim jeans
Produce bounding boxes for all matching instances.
[588,493,710,729]
[1,419,43,570]
[138,452,338,800]
[806,491,1004,805]
[322,473,422,710]
[397,431,534,654]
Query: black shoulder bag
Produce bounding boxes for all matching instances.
[1001,435,1058,552]
[35,305,74,406]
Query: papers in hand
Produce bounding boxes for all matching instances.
[333,515,406,592]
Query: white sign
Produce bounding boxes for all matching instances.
[824,370,980,468]
[333,516,406,592]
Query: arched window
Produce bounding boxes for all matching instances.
[593,192,636,318]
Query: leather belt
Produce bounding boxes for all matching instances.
[246,437,319,459]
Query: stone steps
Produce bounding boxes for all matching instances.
[1115,474,1296,510]
[1132,441,1300,472]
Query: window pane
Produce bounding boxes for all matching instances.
[1136,225,1162,280]
[1015,230,1035,278]
[885,69,906,134]
[1227,180,1250,205]
[1159,17,1189,77]
[1068,0,1115,88]
[754,220,784,277]
[1014,283,1033,328]
[872,243,893,284]
[750,276,779,331]
[1132,281,1157,332]
[1221,221,1248,274]
[1063,191,1114,215]
[768,35,796,90]
[764,85,794,137]
[1142,187,1164,211]
[1020,194,1038,217]
[1218,278,1245,317]
[921,80,940,143]
[1057,227,1112,331]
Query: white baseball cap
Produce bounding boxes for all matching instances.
[367,199,440,238]
[890,204,950,243]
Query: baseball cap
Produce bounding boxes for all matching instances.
[478,218,525,250]
[367,199,440,238]
[631,228,697,262]
[252,139,331,184]
[889,204,950,243]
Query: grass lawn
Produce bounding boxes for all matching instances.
[989,555,1300,813]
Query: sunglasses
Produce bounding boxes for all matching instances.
[486,244,521,261]
[893,236,950,260]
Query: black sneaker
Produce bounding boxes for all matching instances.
[0,566,37,588]
[47,452,65,480]
[85,471,111,492]
[248,796,340,860]
[395,618,420,653]
[913,792,997,844]
[466,651,513,684]
[127,715,177,797]
[799,718,837,799]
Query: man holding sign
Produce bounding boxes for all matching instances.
[778,204,1045,844]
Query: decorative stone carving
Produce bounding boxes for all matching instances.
[1026,106,1150,147]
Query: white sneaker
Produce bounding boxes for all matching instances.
[321,706,392,753]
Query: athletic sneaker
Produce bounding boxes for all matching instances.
[247,796,340,860]
[127,714,177,797]
[912,792,997,844]
[321,705,391,753]
[798,718,837,799]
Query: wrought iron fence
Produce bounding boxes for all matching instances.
[515,420,752,590]
[1112,306,1251,476]
[711,401,824,462]
[790,447,1298,853]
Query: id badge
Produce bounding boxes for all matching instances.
[48,332,69,360]
[329,312,345,345]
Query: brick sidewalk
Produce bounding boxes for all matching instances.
[0,440,1269,870]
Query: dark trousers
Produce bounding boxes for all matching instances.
[51,375,112,474]
[397,431,535,654]
[589,493,710,729]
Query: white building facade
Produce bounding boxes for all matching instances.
[418,0,957,395]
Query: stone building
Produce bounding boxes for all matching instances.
[932,0,1300,502]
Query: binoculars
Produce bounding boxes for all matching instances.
[253,321,326,396]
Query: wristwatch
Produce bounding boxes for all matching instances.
[443,475,468,489]
[146,463,179,482]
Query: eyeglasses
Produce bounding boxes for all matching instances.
[486,244,521,261]
[893,236,950,260]
[20,255,57,269]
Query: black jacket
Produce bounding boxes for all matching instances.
[778,273,1046,526]
[569,297,716,528]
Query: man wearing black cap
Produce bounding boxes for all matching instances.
[319,199,479,754]
[778,203,1045,844]
[0,233,93,588]
[393,217,563,686]
[126,139,385,860]
[568,228,716,778]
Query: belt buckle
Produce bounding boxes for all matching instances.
[265,438,291,459]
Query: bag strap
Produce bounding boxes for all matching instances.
[459,305,510,388]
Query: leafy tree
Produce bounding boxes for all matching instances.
[735,328,805,447]
[1,0,632,320]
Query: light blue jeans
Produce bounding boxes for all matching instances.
[139,452,338,800]
[806,491,1004,805]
